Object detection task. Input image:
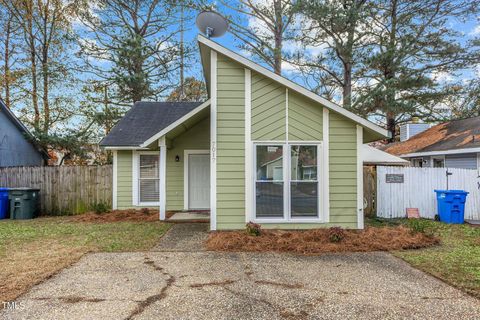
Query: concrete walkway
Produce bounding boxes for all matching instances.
[3,251,479,320]
[151,223,209,252]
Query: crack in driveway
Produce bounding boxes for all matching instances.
[124,257,176,320]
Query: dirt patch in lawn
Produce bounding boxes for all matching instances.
[206,226,439,255]
[0,240,87,302]
[72,209,163,222]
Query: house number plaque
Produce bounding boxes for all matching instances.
[386,174,404,183]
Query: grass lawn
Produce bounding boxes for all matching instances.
[367,218,480,298]
[0,216,171,301]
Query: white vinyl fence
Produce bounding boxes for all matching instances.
[377,166,480,221]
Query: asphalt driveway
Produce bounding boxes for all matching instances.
[3,250,479,320]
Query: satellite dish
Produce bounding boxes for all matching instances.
[196,11,228,38]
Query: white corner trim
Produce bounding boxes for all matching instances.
[477,153,480,170]
[285,88,289,142]
[112,150,118,210]
[356,125,364,229]
[159,136,167,220]
[132,150,139,206]
[210,50,217,231]
[245,68,253,223]
[198,35,388,138]
[140,99,211,148]
[184,149,210,210]
[322,108,330,223]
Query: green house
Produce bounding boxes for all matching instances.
[100,35,389,230]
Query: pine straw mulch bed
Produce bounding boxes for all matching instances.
[71,209,165,223]
[206,226,440,255]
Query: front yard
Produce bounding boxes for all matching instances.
[1,212,478,304]
[0,215,171,301]
[368,218,480,298]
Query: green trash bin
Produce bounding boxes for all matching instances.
[8,188,40,219]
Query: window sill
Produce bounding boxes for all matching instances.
[137,202,160,207]
[253,218,326,224]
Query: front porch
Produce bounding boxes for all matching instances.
[166,210,210,222]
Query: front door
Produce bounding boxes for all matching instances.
[188,154,210,209]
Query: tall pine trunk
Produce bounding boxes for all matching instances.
[273,0,283,75]
[386,0,398,142]
[41,3,50,133]
[3,17,12,108]
[26,1,40,128]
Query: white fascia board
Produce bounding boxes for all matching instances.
[198,35,389,139]
[400,147,480,158]
[104,146,149,150]
[140,99,211,148]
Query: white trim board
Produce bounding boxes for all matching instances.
[184,149,210,210]
[210,50,217,231]
[140,99,211,148]
[322,108,330,223]
[356,125,364,229]
[159,137,167,220]
[245,68,253,223]
[112,150,118,210]
[198,35,389,139]
[401,147,480,158]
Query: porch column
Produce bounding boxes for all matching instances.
[159,136,167,220]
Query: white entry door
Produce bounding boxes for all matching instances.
[188,154,210,209]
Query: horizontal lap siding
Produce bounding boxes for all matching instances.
[217,54,246,230]
[166,117,210,210]
[329,112,357,227]
[288,92,322,141]
[251,72,286,141]
[117,150,133,209]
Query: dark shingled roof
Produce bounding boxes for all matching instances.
[384,116,480,156]
[100,101,204,147]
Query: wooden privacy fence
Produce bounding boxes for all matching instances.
[0,166,112,215]
[377,166,480,221]
[363,166,377,217]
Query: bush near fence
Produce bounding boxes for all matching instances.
[0,166,112,215]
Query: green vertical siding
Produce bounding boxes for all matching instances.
[251,71,286,140]
[216,54,246,229]
[117,150,133,209]
[166,117,210,210]
[329,112,358,228]
[288,91,323,141]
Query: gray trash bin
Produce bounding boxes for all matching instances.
[8,188,40,219]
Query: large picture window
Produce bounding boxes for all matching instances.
[139,154,160,203]
[254,144,321,221]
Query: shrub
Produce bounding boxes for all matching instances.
[91,202,110,214]
[407,219,433,236]
[328,227,345,243]
[246,222,262,236]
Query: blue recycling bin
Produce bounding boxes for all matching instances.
[0,188,8,219]
[434,190,469,224]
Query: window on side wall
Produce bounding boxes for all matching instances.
[138,154,160,204]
